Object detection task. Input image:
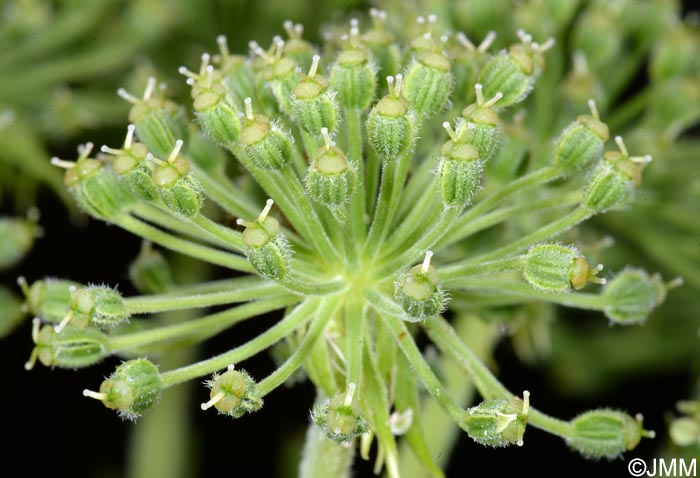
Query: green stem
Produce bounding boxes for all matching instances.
[114,215,253,272]
[0,39,143,98]
[127,346,196,478]
[0,122,75,212]
[364,157,397,259]
[123,278,285,314]
[437,191,582,249]
[607,88,651,131]
[440,256,524,282]
[190,214,244,251]
[395,153,436,222]
[279,166,340,263]
[384,180,439,253]
[363,330,401,478]
[424,315,574,439]
[399,315,497,477]
[344,108,367,244]
[606,41,654,105]
[0,0,118,68]
[109,296,299,351]
[394,349,445,478]
[334,209,359,272]
[306,332,339,397]
[281,276,345,296]
[258,297,339,396]
[366,291,466,425]
[299,412,355,478]
[158,298,320,388]
[370,292,576,441]
[608,215,700,288]
[374,207,459,279]
[443,166,563,239]
[344,298,364,391]
[364,151,412,260]
[457,207,591,266]
[290,132,311,178]
[365,147,381,216]
[374,307,397,395]
[444,277,608,310]
[149,278,263,297]
[226,146,313,246]
[190,163,259,219]
[132,202,243,252]
[132,203,226,249]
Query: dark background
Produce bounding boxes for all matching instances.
[1,1,699,477]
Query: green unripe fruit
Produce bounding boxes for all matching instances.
[453,0,509,39]
[0,286,25,338]
[362,8,401,79]
[150,140,203,218]
[195,94,241,148]
[202,365,263,418]
[291,69,339,135]
[479,53,532,108]
[451,32,496,104]
[603,269,668,325]
[239,200,290,281]
[246,236,289,281]
[584,136,651,213]
[240,98,293,170]
[437,125,482,208]
[524,243,605,292]
[479,30,554,108]
[513,0,577,39]
[394,251,448,322]
[464,391,530,447]
[649,21,700,82]
[552,99,609,174]
[584,162,634,213]
[437,146,481,207]
[0,214,38,270]
[55,143,134,220]
[307,128,354,209]
[646,78,700,133]
[119,77,188,159]
[677,400,700,418]
[251,39,301,116]
[179,54,241,147]
[572,7,622,70]
[19,277,77,323]
[670,417,700,447]
[101,125,158,202]
[403,51,453,119]
[367,74,416,158]
[84,358,161,420]
[330,47,377,110]
[55,285,128,333]
[312,384,368,444]
[129,242,174,294]
[461,83,503,161]
[562,52,604,105]
[216,35,257,102]
[568,410,653,459]
[281,21,316,69]
[25,319,108,370]
[158,174,202,218]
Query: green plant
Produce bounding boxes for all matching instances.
[5,1,700,477]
